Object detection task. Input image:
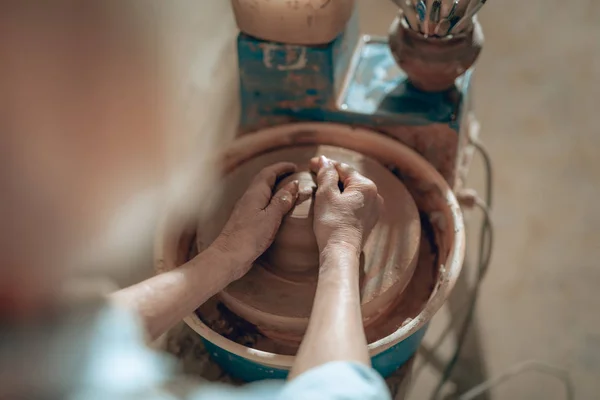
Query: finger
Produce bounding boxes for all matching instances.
[252,162,297,189]
[308,156,320,174]
[265,179,300,218]
[310,156,340,195]
[377,194,384,211]
[245,162,297,208]
[308,155,335,175]
[334,162,373,190]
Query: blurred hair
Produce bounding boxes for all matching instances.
[0,1,239,285]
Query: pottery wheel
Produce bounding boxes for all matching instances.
[197,145,421,344]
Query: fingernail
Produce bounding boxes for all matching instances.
[293,180,299,188]
[319,155,331,167]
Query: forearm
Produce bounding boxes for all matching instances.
[289,243,370,379]
[109,245,236,341]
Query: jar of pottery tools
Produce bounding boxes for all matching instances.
[388,13,484,92]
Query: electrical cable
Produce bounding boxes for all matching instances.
[429,195,492,399]
[471,139,493,208]
[426,138,573,400]
[412,132,494,385]
[428,137,494,400]
[457,360,574,400]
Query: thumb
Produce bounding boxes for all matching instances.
[310,156,340,195]
[265,179,299,219]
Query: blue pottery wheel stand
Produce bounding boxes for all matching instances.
[162,322,415,398]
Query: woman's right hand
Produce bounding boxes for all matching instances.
[289,156,383,379]
[309,155,383,257]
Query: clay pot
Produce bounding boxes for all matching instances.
[266,171,319,276]
[154,122,465,379]
[388,14,484,92]
[231,0,355,45]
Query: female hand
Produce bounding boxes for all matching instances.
[213,162,299,280]
[310,155,383,257]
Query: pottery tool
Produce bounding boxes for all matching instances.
[449,0,487,34]
[446,0,461,23]
[440,0,456,18]
[434,19,451,36]
[433,0,458,36]
[448,0,471,27]
[430,0,442,26]
[393,0,421,31]
[422,0,435,36]
[416,0,427,25]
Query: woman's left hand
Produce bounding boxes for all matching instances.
[212,162,299,280]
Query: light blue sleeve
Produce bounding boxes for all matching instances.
[70,304,390,400]
[188,362,390,400]
[278,361,392,400]
[186,381,283,400]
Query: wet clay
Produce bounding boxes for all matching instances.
[196,212,438,355]
[196,145,421,345]
[265,171,320,277]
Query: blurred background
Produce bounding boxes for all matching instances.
[358,0,600,398]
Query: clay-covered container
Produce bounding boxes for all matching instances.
[231,0,355,45]
[388,14,483,92]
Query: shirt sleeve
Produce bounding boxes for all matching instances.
[71,304,391,400]
[186,362,391,400]
[278,361,392,400]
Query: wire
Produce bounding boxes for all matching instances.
[428,137,494,400]
[420,133,574,400]
[457,360,574,400]
[412,297,471,382]
[429,197,493,399]
[471,139,493,208]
